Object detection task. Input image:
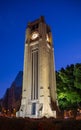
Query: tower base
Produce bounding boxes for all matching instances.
[16,102,56,118]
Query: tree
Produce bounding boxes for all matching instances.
[56,63,81,110]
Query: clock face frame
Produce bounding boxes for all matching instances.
[31,32,39,40]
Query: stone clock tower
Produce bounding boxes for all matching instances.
[17,16,57,118]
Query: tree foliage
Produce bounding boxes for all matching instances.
[56,63,81,110]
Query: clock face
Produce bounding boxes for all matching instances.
[31,32,39,40]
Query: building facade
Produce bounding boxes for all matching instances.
[17,16,57,118]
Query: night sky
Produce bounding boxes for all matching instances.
[0,0,81,98]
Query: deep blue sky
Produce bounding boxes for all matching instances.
[0,0,81,98]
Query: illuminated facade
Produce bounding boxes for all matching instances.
[17,16,57,118]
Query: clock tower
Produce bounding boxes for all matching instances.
[17,16,57,118]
